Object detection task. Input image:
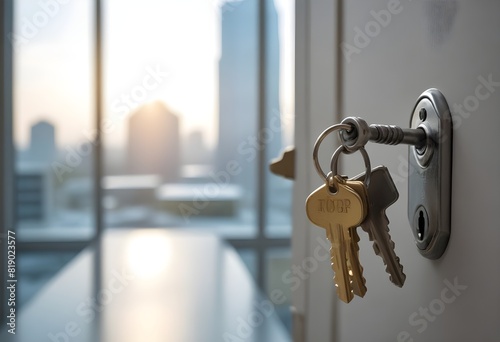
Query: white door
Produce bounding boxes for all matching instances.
[293,1,500,341]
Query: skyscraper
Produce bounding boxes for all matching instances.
[127,101,180,182]
[16,120,57,225]
[216,0,282,193]
[28,120,56,164]
[183,130,211,165]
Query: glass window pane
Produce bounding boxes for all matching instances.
[236,248,257,279]
[265,0,295,238]
[266,248,292,332]
[103,0,259,239]
[18,250,81,307]
[13,0,95,242]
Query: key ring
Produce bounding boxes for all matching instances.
[330,145,372,188]
[313,123,351,182]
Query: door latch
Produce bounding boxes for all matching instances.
[407,89,452,259]
[337,89,452,259]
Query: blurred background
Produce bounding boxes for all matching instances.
[12,0,294,333]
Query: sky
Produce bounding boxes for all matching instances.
[14,0,294,150]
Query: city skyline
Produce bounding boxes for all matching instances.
[14,0,294,151]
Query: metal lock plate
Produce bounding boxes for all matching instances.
[408,89,452,259]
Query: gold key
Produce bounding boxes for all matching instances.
[306,174,367,303]
[340,177,369,298]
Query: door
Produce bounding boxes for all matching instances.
[293,1,500,341]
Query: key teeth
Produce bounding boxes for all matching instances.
[389,271,406,288]
[372,239,405,276]
[370,216,406,287]
[357,274,368,296]
[330,246,353,303]
[333,274,353,303]
[372,238,396,254]
[348,260,367,298]
[362,225,375,241]
[347,229,367,298]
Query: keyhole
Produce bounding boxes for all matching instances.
[417,210,425,240]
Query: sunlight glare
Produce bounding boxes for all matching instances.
[125,231,171,280]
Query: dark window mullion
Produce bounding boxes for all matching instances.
[93,0,104,241]
[17,241,90,252]
[93,1,104,321]
[228,238,290,249]
[256,0,268,290]
[0,0,14,326]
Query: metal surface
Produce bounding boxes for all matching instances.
[351,166,406,287]
[338,178,369,297]
[340,116,427,151]
[305,176,367,303]
[329,145,372,188]
[333,89,452,259]
[312,123,351,181]
[408,88,452,259]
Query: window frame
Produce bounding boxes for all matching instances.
[0,0,14,325]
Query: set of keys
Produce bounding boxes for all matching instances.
[306,123,406,303]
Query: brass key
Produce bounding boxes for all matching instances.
[346,229,366,297]
[306,174,366,303]
[340,177,369,298]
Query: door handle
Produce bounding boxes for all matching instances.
[269,146,295,180]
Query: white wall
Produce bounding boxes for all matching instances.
[295,1,500,341]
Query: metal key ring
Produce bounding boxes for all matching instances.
[330,145,372,187]
[313,123,352,182]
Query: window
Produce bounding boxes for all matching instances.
[12,0,96,305]
[8,0,294,332]
[13,0,96,242]
[102,0,294,327]
[102,0,261,235]
[103,0,268,238]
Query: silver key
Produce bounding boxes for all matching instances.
[352,165,406,287]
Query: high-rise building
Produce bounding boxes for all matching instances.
[127,101,180,182]
[183,130,211,165]
[14,120,57,226]
[216,0,282,194]
[28,120,56,164]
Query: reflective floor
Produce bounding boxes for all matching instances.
[3,229,290,342]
